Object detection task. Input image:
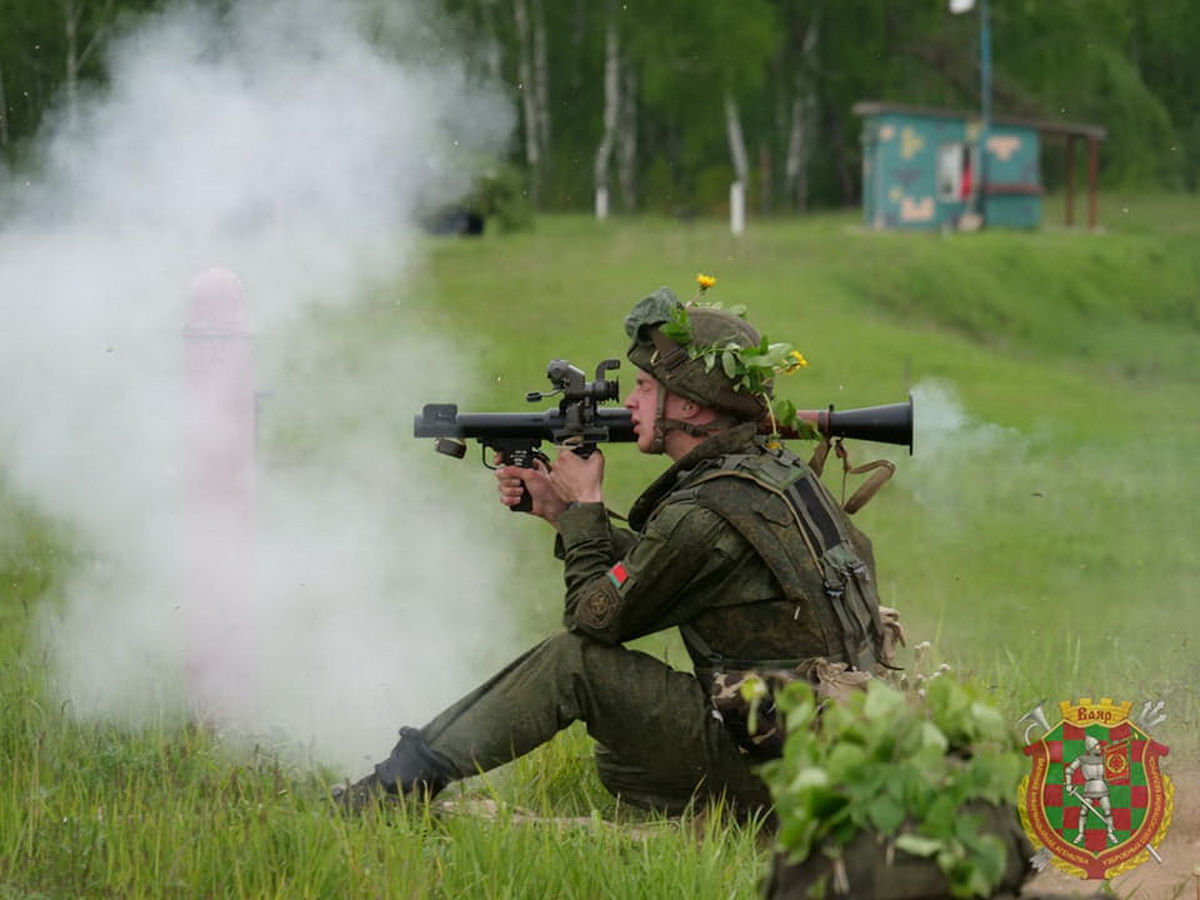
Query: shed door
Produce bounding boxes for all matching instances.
[937,143,979,202]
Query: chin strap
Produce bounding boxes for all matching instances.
[649,383,669,453]
[649,383,732,454]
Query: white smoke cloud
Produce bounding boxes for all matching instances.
[905,380,1027,515]
[0,0,518,774]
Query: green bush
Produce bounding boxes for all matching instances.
[759,676,1026,898]
[472,163,535,232]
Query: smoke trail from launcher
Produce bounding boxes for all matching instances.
[903,380,1027,512]
[0,0,517,773]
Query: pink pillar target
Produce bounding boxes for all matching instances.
[182,267,256,723]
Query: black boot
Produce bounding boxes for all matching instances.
[332,726,452,813]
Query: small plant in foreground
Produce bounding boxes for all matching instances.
[758,676,1026,898]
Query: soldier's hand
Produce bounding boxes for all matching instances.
[547,446,604,506]
[494,455,568,526]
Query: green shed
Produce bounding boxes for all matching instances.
[854,101,1106,231]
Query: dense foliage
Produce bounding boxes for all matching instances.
[1,0,1198,211]
[759,676,1025,898]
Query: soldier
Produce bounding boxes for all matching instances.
[334,285,897,815]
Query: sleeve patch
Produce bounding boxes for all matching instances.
[577,579,622,631]
[606,562,629,589]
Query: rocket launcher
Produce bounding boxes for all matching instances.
[414,358,913,512]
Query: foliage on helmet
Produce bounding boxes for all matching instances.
[625,274,809,436]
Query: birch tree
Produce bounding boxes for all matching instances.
[724,91,749,186]
[616,63,638,210]
[511,0,541,202]
[510,0,550,204]
[60,0,116,130]
[783,12,820,212]
[593,13,620,219]
[531,0,549,159]
[622,0,775,210]
[713,0,776,221]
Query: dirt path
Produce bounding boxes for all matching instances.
[1022,767,1200,899]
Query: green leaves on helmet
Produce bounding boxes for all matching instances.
[623,281,809,435]
[623,286,681,342]
[685,326,808,400]
[657,303,693,347]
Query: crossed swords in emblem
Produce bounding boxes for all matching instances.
[1019,700,1167,869]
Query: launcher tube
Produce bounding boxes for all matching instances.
[414,398,912,451]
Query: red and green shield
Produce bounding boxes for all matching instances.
[1018,699,1173,880]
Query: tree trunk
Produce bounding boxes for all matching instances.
[784,86,815,212]
[617,65,638,211]
[512,0,541,204]
[0,64,8,148]
[725,93,748,234]
[784,16,819,213]
[724,91,749,184]
[63,0,80,129]
[532,0,550,159]
[61,0,114,132]
[593,18,620,219]
[479,0,504,83]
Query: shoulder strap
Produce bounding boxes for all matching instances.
[690,465,883,671]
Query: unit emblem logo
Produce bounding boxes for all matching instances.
[1017,698,1172,880]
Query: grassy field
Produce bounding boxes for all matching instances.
[406,196,1199,728]
[2,195,1198,897]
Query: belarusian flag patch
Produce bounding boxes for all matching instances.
[606,562,629,589]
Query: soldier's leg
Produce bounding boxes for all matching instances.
[342,630,767,814]
[592,740,771,817]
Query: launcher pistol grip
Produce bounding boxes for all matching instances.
[487,437,546,513]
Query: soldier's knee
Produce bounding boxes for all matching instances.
[593,743,696,816]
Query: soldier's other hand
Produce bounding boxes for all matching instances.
[494,455,568,526]
[547,446,604,506]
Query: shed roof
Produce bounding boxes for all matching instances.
[853,101,1107,141]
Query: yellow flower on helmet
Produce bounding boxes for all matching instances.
[783,350,809,374]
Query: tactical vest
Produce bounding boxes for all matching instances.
[680,449,885,674]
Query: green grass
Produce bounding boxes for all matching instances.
[0,660,763,897]
[3,199,1199,896]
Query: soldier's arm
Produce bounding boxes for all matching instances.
[557,500,746,645]
[551,504,635,564]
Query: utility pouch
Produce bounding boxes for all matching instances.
[708,660,874,760]
[709,668,796,760]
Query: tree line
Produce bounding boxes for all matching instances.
[2,0,1197,214]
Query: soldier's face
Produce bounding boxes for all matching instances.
[625,370,689,454]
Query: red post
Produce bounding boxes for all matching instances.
[182,268,256,724]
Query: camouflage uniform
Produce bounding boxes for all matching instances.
[407,423,880,815]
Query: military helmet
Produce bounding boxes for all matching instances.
[624,286,769,421]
